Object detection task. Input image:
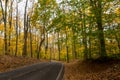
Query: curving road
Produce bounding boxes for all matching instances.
[0,62,64,80]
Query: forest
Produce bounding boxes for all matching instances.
[0,0,120,80]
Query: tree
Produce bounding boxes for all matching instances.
[8,0,14,54]
[22,0,28,56]
[0,0,9,55]
[15,0,18,56]
[32,0,57,59]
[90,0,107,58]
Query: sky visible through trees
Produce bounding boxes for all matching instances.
[0,0,120,61]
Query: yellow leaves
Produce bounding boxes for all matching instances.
[8,27,14,32]
[115,8,120,15]
[114,8,120,23]
[0,37,3,44]
[46,0,51,5]
[0,23,14,32]
[0,24,4,31]
[114,18,120,23]
[66,26,70,32]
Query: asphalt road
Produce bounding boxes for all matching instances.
[0,62,64,80]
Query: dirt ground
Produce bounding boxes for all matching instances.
[64,60,120,80]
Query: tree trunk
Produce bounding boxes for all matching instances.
[44,32,48,59]
[65,30,69,63]
[37,25,45,59]
[82,4,88,60]
[22,0,28,57]
[8,0,13,54]
[37,38,45,59]
[29,1,35,58]
[96,6,106,57]
[4,0,8,55]
[50,47,52,62]
[90,0,107,58]
[72,31,77,59]
[15,0,18,56]
[29,19,33,58]
[57,32,61,61]
[66,46,69,63]
[88,18,92,59]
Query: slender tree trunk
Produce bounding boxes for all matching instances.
[72,31,77,59]
[88,18,92,59]
[66,46,69,63]
[57,32,61,61]
[29,19,33,58]
[82,4,88,60]
[37,37,45,59]
[4,0,8,55]
[44,33,48,58]
[50,47,52,62]
[83,26,88,59]
[37,26,45,59]
[72,1,77,59]
[53,32,56,60]
[65,30,69,63]
[29,1,35,58]
[15,0,18,56]
[22,0,28,57]
[8,0,13,54]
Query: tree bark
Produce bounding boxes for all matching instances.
[65,29,69,63]
[4,0,8,55]
[57,32,61,61]
[72,31,77,59]
[37,38,45,59]
[22,0,28,57]
[82,4,88,60]
[90,0,107,58]
[29,19,33,58]
[8,0,14,54]
[44,32,48,59]
[15,0,18,56]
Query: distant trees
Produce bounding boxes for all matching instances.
[31,0,58,59]
[0,0,8,55]
[0,0,119,61]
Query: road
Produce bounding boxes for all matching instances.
[0,62,64,80]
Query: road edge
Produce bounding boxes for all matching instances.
[56,63,64,80]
